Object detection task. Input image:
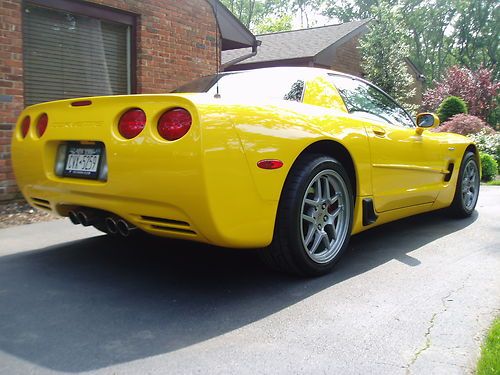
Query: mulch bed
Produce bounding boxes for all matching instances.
[0,199,60,229]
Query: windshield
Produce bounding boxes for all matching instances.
[173,69,306,103]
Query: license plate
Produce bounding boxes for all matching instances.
[63,143,103,179]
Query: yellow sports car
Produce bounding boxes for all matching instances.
[12,67,480,276]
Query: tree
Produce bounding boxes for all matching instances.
[219,0,263,29]
[422,66,499,122]
[323,0,377,22]
[359,3,415,107]
[254,14,293,34]
[322,0,499,82]
[220,0,323,32]
[453,0,499,76]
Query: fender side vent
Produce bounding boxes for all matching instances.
[151,225,196,235]
[140,216,190,227]
[138,215,196,235]
[31,197,51,210]
[444,163,454,182]
[362,198,378,226]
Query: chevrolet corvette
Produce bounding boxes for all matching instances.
[11,67,480,276]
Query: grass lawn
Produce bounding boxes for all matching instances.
[486,180,500,186]
[477,317,500,375]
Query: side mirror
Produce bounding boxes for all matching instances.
[415,113,440,135]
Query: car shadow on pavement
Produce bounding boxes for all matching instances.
[0,210,478,372]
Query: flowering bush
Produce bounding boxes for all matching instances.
[434,114,495,135]
[468,130,500,170]
[422,66,499,123]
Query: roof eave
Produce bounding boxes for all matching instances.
[206,0,258,51]
[313,20,370,66]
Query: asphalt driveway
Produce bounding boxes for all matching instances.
[0,187,499,374]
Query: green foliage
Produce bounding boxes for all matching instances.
[220,0,322,31]
[359,3,415,109]
[437,96,468,122]
[480,153,498,182]
[322,0,499,82]
[220,0,260,28]
[254,14,293,34]
[453,0,499,79]
[486,97,500,130]
[477,317,500,375]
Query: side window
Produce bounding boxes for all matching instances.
[328,74,415,128]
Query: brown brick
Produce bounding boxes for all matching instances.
[0,0,220,200]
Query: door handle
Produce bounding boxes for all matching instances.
[372,126,386,137]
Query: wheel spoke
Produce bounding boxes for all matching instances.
[330,205,343,220]
[304,225,315,246]
[323,177,331,200]
[310,231,323,254]
[329,221,338,240]
[321,231,331,249]
[302,214,315,224]
[315,178,322,200]
[304,198,318,206]
[329,192,340,205]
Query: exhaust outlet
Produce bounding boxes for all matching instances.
[77,211,92,226]
[105,217,118,234]
[117,219,130,237]
[68,211,80,225]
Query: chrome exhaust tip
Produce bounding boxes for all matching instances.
[117,219,130,237]
[68,211,80,225]
[105,217,118,234]
[77,211,92,226]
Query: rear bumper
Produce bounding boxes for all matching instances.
[11,96,279,248]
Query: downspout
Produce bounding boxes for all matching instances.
[220,40,261,71]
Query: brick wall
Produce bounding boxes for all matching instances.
[0,0,23,200]
[330,36,364,77]
[0,0,219,201]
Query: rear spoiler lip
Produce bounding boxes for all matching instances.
[22,93,208,111]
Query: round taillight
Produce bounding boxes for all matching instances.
[118,108,146,139]
[21,116,30,138]
[157,108,192,141]
[37,113,48,137]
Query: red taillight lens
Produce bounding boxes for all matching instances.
[118,108,146,139]
[157,108,192,141]
[37,113,48,137]
[21,116,30,138]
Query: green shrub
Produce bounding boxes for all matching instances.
[480,153,498,182]
[437,96,468,123]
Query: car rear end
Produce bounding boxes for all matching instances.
[12,93,278,248]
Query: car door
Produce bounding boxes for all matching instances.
[329,74,446,212]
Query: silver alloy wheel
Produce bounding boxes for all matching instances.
[300,169,351,264]
[461,158,479,210]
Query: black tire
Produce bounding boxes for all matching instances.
[260,154,354,276]
[449,151,480,218]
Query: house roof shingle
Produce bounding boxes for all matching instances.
[222,19,370,66]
